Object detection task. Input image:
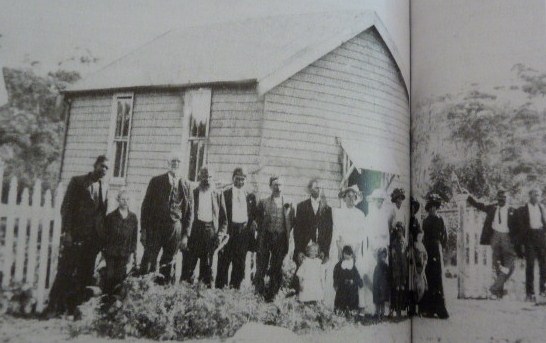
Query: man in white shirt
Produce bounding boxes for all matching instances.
[517,188,546,300]
[181,166,227,286]
[468,190,518,299]
[215,167,257,289]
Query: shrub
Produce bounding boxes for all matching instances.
[74,274,347,341]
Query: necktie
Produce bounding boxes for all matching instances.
[498,207,501,224]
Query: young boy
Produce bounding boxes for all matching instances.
[296,243,324,304]
[102,189,138,294]
[373,247,389,318]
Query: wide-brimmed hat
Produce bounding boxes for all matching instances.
[338,184,361,199]
[425,193,442,211]
[367,188,387,201]
[390,188,406,203]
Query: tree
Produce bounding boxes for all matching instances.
[0,67,81,193]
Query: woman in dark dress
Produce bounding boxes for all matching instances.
[419,194,449,319]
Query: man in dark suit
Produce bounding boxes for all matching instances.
[254,176,295,301]
[181,166,227,286]
[517,188,546,300]
[215,167,257,289]
[140,151,192,284]
[47,155,109,316]
[293,178,333,265]
[467,190,518,299]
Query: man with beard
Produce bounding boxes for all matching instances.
[46,155,109,316]
[140,151,192,284]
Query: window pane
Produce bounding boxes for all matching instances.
[115,101,124,138]
[122,102,131,137]
[188,141,199,181]
[113,141,123,177]
[189,92,210,138]
[120,141,128,177]
[197,141,205,170]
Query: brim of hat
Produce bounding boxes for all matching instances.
[338,189,360,198]
[425,201,441,210]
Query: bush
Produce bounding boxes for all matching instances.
[73,274,347,341]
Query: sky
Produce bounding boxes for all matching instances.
[411,0,546,102]
[0,0,409,105]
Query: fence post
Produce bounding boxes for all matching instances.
[14,188,30,283]
[48,183,64,288]
[27,181,43,285]
[453,193,467,299]
[36,189,53,313]
[2,176,18,288]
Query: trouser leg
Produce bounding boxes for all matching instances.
[535,230,546,294]
[267,237,287,300]
[254,233,270,295]
[181,249,198,283]
[215,247,231,289]
[229,223,248,289]
[526,238,537,296]
[158,221,182,284]
[47,244,78,314]
[104,256,128,294]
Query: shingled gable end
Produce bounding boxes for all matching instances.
[60,11,410,214]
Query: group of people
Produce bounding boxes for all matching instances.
[467,188,546,302]
[45,151,452,320]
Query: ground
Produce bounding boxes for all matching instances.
[1,278,545,343]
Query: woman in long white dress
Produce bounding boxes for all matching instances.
[324,185,368,311]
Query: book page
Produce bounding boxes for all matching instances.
[411,0,546,342]
[0,1,413,342]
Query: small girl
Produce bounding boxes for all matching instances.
[333,245,363,314]
[373,247,389,318]
[410,230,428,313]
[102,189,138,294]
[296,243,324,304]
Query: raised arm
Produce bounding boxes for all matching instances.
[467,195,488,212]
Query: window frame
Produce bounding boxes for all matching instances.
[182,88,212,182]
[107,92,134,185]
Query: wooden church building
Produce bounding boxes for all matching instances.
[60,11,410,211]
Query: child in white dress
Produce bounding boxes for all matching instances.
[297,243,324,304]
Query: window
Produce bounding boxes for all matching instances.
[184,89,211,181]
[108,93,134,182]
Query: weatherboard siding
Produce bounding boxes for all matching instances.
[207,86,264,192]
[259,28,410,206]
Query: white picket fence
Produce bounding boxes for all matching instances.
[455,195,526,300]
[0,165,257,312]
[0,166,65,312]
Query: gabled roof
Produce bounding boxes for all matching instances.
[66,11,408,96]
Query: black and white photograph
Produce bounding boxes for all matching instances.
[411,0,546,342]
[0,1,414,342]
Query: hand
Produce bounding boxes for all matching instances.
[322,256,329,264]
[180,235,189,251]
[297,252,305,265]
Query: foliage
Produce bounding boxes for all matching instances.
[73,274,347,341]
[0,283,37,317]
[414,65,546,204]
[0,67,80,193]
